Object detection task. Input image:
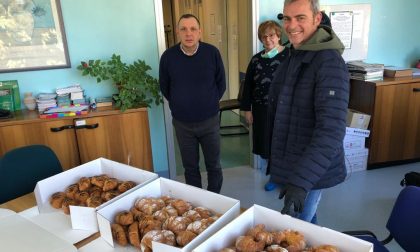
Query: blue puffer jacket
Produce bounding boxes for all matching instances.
[268,27,349,192]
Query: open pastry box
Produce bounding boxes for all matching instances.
[193,204,373,252]
[34,158,158,231]
[96,177,241,252]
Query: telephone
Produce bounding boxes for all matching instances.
[0,108,12,118]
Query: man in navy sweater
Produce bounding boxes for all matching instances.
[159,14,226,193]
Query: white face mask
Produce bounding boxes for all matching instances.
[262,46,279,59]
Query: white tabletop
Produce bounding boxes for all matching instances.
[0,208,16,219]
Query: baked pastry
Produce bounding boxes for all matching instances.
[78,177,91,191]
[130,206,145,221]
[138,215,163,236]
[169,199,193,215]
[86,195,103,208]
[280,229,306,252]
[50,192,66,209]
[246,224,273,245]
[115,210,134,225]
[193,206,213,218]
[304,245,340,252]
[219,247,237,252]
[65,184,79,199]
[111,223,128,246]
[89,186,103,198]
[162,216,191,234]
[75,191,90,204]
[235,235,265,252]
[153,205,179,221]
[176,230,197,247]
[135,197,165,215]
[266,244,289,252]
[103,178,119,191]
[128,221,141,248]
[91,174,108,188]
[186,217,215,234]
[118,181,136,193]
[140,230,176,252]
[102,190,120,201]
[182,209,202,222]
[61,197,77,215]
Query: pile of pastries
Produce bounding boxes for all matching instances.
[219,224,339,252]
[49,174,137,214]
[111,196,220,251]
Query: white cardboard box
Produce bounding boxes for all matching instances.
[193,205,373,252]
[345,148,369,173]
[0,212,77,252]
[346,127,370,137]
[343,134,366,150]
[34,158,158,232]
[96,177,241,252]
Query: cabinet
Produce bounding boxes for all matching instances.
[349,77,420,166]
[0,108,153,171]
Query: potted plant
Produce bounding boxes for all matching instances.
[77,54,162,111]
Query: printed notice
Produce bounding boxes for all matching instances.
[330,11,353,49]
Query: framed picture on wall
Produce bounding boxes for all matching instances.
[0,0,70,73]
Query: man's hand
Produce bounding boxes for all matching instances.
[245,111,253,124]
[279,184,307,215]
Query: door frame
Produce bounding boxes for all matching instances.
[154,0,260,179]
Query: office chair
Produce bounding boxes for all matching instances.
[219,79,249,136]
[0,145,63,204]
[343,186,420,252]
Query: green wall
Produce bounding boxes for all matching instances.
[259,0,420,67]
[0,0,169,173]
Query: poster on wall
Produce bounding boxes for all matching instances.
[0,0,70,73]
[321,4,371,62]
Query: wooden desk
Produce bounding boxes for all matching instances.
[0,192,36,212]
[0,193,99,249]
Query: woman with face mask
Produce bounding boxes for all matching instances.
[240,20,289,191]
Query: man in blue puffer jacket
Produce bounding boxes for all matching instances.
[268,0,349,223]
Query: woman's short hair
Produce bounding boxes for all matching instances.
[257,20,282,43]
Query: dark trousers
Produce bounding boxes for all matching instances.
[173,114,223,193]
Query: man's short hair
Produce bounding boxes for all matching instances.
[284,0,320,16]
[178,14,200,27]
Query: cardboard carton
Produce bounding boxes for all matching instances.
[34,158,158,232]
[346,109,371,130]
[96,177,240,252]
[193,205,373,252]
[343,134,366,150]
[345,148,369,172]
[346,127,370,138]
[0,212,77,252]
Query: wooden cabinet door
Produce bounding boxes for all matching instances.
[370,83,420,163]
[74,111,153,171]
[402,83,420,159]
[0,119,80,170]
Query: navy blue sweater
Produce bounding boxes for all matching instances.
[159,42,226,122]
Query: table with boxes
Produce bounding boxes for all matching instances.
[0,157,373,252]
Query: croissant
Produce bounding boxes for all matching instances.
[61,198,77,215]
[182,209,202,222]
[304,245,340,252]
[111,223,128,246]
[65,184,79,199]
[153,205,179,221]
[75,191,90,204]
[103,178,119,191]
[102,190,121,202]
[78,177,91,191]
[176,230,197,247]
[186,217,214,235]
[138,216,163,236]
[50,192,66,209]
[86,195,103,208]
[135,197,166,215]
[115,211,134,226]
[219,247,237,252]
[91,174,108,188]
[266,244,289,252]
[118,181,137,193]
[128,221,141,248]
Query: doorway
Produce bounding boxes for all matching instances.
[156,0,258,178]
